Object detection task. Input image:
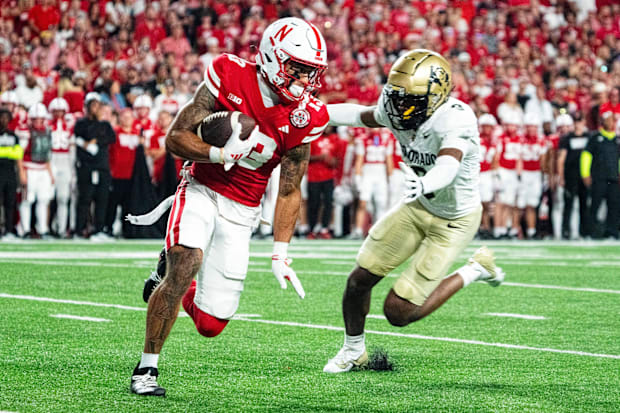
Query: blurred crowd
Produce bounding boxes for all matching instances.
[0,0,619,240]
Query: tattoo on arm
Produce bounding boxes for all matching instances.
[169,82,215,132]
[279,144,310,197]
[165,82,218,161]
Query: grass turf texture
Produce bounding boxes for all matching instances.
[1,240,619,412]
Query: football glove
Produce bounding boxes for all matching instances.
[399,162,424,203]
[209,124,259,170]
[271,242,305,299]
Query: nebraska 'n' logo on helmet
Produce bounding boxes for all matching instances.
[289,108,310,128]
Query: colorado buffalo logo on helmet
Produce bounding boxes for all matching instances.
[289,108,310,128]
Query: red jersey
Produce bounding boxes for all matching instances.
[148,126,182,183]
[133,117,155,142]
[194,54,329,207]
[110,125,140,179]
[521,134,547,172]
[389,135,403,167]
[308,133,336,183]
[498,134,522,170]
[355,129,392,165]
[479,134,497,173]
[48,118,74,154]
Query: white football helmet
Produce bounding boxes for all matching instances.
[255,17,327,102]
[555,113,573,127]
[48,97,69,113]
[478,113,497,126]
[28,103,49,119]
[134,94,153,109]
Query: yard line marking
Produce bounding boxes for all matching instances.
[235,317,620,360]
[50,314,110,322]
[1,293,618,360]
[484,313,546,320]
[0,293,146,311]
[367,314,386,320]
[501,282,620,294]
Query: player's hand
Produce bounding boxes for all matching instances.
[222,125,259,171]
[271,254,305,299]
[583,176,592,188]
[399,162,424,203]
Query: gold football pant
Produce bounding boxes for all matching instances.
[357,200,481,305]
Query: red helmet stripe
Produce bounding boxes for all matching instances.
[309,24,322,58]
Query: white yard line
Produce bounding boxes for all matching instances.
[50,314,110,322]
[1,292,618,360]
[502,282,620,294]
[484,313,547,320]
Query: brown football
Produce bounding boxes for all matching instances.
[197,111,256,147]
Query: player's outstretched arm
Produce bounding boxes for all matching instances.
[165,82,217,162]
[273,143,310,242]
[270,143,310,298]
[327,103,383,128]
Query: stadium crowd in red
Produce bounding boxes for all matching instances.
[0,0,619,240]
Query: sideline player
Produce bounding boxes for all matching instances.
[130,17,329,396]
[48,97,75,238]
[323,50,505,373]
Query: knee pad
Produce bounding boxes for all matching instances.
[193,309,229,338]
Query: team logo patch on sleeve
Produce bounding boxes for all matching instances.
[289,108,311,128]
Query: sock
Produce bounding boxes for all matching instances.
[457,263,481,287]
[527,228,536,238]
[494,226,506,238]
[344,333,365,353]
[139,352,159,369]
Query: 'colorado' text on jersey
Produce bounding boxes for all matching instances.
[375,95,480,219]
[194,54,329,207]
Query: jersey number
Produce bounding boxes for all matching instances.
[237,130,277,170]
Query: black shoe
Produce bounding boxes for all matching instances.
[130,364,166,396]
[143,248,167,303]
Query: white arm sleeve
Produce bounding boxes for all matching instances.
[419,155,461,194]
[327,103,369,127]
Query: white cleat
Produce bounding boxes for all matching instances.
[323,347,368,373]
[469,246,505,287]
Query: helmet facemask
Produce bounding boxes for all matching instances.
[383,86,430,131]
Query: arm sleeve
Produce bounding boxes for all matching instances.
[419,155,461,194]
[580,150,592,178]
[327,103,368,127]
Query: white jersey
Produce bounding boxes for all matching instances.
[374,95,480,219]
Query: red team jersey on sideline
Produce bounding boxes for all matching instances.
[356,129,392,164]
[479,134,497,172]
[194,54,329,207]
[389,135,403,167]
[498,134,522,170]
[110,125,141,179]
[48,118,74,154]
[521,134,547,171]
[308,133,336,183]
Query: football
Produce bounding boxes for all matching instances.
[197,111,256,147]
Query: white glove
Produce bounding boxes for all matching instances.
[271,242,305,299]
[399,161,424,203]
[209,125,259,170]
[86,143,99,156]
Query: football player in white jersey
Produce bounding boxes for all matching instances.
[323,49,506,373]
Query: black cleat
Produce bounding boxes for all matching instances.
[143,248,167,303]
[131,364,166,396]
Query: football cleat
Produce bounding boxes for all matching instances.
[323,347,368,373]
[469,246,505,287]
[130,364,166,396]
[143,248,167,303]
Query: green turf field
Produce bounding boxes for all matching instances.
[1,239,619,412]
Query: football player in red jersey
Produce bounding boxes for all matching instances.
[130,17,329,396]
[495,113,523,239]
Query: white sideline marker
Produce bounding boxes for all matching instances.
[50,314,110,322]
[484,313,546,320]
